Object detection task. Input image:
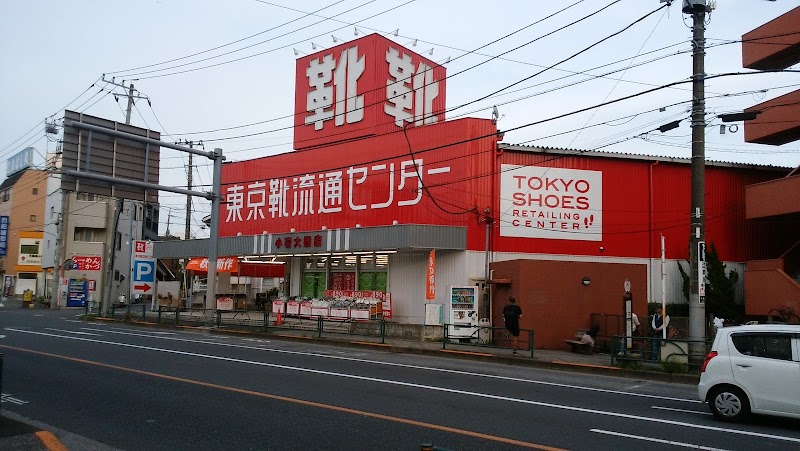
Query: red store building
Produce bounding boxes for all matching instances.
[158,33,797,349]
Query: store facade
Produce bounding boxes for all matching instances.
[154,33,796,348]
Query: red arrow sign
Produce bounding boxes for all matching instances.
[134,284,152,292]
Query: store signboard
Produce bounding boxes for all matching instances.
[0,216,8,256]
[18,237,42,265]
[499,164,603,242]
[294,33,446,150]
[6,147,33,177]
[72,256,102,271]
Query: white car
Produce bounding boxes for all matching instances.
[698,324,800,421]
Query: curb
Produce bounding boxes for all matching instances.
[83,318,700,384]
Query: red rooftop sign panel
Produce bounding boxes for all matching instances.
[294,33,446,150]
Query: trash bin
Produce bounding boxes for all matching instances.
[478,318,491,343]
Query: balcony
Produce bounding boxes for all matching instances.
[745,173,800,220]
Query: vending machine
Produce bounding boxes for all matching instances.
[448,286,479,339]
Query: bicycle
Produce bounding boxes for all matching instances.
[767,306,800,324]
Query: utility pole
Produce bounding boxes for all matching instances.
[181,141,195,240]
[101,77,149,125]
[683,0,711,358]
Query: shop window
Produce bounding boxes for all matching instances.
[301,272,327,298]
[74,227,104,242]
[358,272,387,292]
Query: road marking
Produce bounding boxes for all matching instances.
[590,429,729,450]
[64,320,83,323]
[35,431,68,451]
[1,393,30,405]
[0,344,563,451]
[3,334,799,444]
[76,326,699,404]
[652,406,712,416]
[242,338,271,344]
[44,328,99,336]
[0,335,5,339]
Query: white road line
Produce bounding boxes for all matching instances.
[7,328,800,444]
[652,406,713,416]
[590,429,729,450]
[64,320,83,323]
[44,328,99,336]
[76,326,698,404]
[0,335,5,339]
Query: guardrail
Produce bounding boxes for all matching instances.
[610,335,712,373]
[442,323,534,361]
[101,306,391,344]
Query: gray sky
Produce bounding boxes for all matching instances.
[2,0,798,238]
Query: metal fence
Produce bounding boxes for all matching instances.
[610,334,712,373]
[441,324,534,361]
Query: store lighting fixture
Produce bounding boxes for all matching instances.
[331,252,350,256]
[312,252,331,256]
[353,251,374,255]
[294,253,312,257]
[376,250,397,254]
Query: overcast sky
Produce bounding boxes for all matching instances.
[1,0,798,238]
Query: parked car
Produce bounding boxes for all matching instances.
[698,324,800,421]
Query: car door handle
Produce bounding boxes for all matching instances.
[736,364,751,368]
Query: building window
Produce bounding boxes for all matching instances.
[77,192,98,202]
[32,187,38,195]
[116,232,122,250]
[50,206,55,218]
[30,215,36,222]
[74,227,104,242]
[1,189,9,202]
[20,243,40,255]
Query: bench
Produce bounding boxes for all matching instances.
[564,329,593,354]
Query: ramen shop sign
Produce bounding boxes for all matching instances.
[499,165,602,241]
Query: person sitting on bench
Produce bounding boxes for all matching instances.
[581,323,600,347]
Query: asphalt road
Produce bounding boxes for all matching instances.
[2,309,799,451]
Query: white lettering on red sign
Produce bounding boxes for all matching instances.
[224,158,450,223]
[305,46,365,131]
[499,165,602,241]
[385,47,439,127]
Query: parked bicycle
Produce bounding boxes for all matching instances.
[766,306,800,324]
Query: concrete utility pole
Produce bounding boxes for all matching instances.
[683,0,710,358]
[101,77,149,125]
[182,141,194,241]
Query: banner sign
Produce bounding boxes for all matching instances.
[425,249,436,300]
[500,164,602,241]
[0,216,7,256]
[185,257,239,273]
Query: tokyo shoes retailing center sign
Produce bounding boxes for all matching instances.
[499,164,603,242]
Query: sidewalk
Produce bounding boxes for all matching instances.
[108,312,699,385]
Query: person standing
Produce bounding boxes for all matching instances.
[502,296,523,355]
[651,307,670,361]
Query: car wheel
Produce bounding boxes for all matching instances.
[709,386,750,422]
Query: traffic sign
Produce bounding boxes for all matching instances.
[131,259,155,295]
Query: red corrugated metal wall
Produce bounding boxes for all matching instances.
[494,151,791,261]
